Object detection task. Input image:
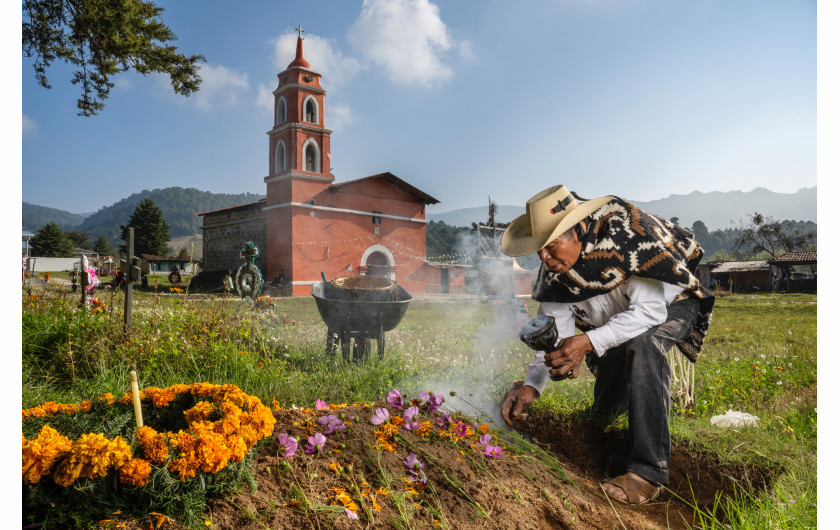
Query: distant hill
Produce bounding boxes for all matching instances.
[23,202,88,232]
[428,187,817,231]
[23,187,264,249]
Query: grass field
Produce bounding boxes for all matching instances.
[21,283,817,528]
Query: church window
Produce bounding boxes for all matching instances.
[274,140,286,173]
[276,97,287,125]
[303,96,319,124]
[304,140,320,172]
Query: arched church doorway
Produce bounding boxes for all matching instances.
[365,251,389,278]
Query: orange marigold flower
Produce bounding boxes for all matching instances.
[390,416,404,426]
[22,425,73,484]
[118,458,152,487]
[183,400,214,425]
[137,426,169,465]
[227,435,248,462]
[196,432,232,473]
[168,456,199,482]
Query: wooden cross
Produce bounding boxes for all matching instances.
[296,25,305,38]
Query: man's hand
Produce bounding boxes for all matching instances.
[501,381,539,426]
[544,334,593,380]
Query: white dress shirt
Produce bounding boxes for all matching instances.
[523,276,685,395]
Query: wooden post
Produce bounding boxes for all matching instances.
[129,370,143,427]
[80,262,88,306]
[124,228,134,330]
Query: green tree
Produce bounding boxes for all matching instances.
[93,235,114,255]
[30,221,75,257]
[23,0,204,116]
[120,198,170,256]
[734,213,816,258]
[65,230,92,250]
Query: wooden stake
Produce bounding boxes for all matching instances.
[130,370,143,427]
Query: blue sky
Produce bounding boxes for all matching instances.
[20,0,817,215]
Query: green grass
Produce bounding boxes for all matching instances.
[21,287,817,528]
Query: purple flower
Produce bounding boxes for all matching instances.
[454,422,468,437]
[276,433,298,457]
[421,391,444,412]
[317,414,347,435]
[344,508,359,520]
[408,470,428,485]
[305,432,327,454]
[387,389,403,409]
[371,407,391,426]
[315,399,328,410]
[479,434,492,446]
[483,445,503,458]
[403,453,426,473]
[403,406,420,431]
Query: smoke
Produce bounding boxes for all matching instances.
[410,226,532,430]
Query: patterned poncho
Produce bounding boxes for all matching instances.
[532,197,715,362]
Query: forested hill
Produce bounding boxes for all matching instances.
[23,203,88,232]
[23,188,264,242]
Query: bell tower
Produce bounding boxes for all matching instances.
[265,26,333,205]
[264,26,334,288]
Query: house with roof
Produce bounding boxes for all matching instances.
[198,34,476,296]
[769,251,817,292]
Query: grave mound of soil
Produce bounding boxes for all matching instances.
[106,405,774,529]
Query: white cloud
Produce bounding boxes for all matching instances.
[327,103,354,131]
[271,33,363,90]
[347,0,457,86]
[256,83,275,115]
[155,62,250,110]
[22,114,37,137]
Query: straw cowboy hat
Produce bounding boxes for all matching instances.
[501,185,613,257]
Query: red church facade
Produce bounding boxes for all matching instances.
[199,35,473,297]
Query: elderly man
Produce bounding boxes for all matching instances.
[499,185,714,506]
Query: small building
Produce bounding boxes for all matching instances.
[710,260,774,292]
[768,251,817,292]
[140,254,200,275]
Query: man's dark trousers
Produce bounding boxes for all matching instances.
[588,298,700,485]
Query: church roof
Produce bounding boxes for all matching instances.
[287,36,312,69]
[330,172,440,205]
[195,199,266,216]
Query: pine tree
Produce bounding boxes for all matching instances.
[93,235,115,255]
[23,0,204,116]
[30,221,75,257]
[120,199,170,257]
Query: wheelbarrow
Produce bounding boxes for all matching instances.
[311,276,413,360]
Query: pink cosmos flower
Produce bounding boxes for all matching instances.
[421,391,444,412]
[276,433,298,458]
[344,508,359,519]
[403,406,420,431]
[371,407,391,426]
[387,389,403,409]
[315,399,328,410]
[403,453,425,472]
[479,434,492,446]
[483,445,503,458]
[317,414,346,435]
[305,432,327,454]
[454,422,468,437]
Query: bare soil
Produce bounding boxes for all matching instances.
[190,405,771,529]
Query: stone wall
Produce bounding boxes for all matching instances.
[200,202,268,275]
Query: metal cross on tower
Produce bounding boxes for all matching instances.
[296,25,305,38]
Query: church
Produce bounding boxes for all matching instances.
[198,34,468,296]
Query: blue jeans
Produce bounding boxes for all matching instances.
[587,298,701,485]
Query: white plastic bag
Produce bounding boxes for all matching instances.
[710,409,759,428]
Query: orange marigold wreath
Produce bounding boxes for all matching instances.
[22,383,276,486]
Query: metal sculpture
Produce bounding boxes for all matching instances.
[235,241,264,299]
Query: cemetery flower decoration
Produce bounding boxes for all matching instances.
[22,383,276,486]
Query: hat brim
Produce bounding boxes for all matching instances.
[501,196,614,257]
